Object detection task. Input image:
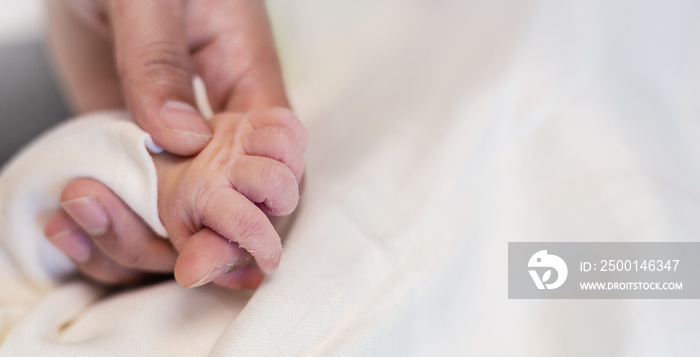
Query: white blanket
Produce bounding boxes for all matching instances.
[2,0,700,355]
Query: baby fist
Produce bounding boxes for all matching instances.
[154,108,307,288]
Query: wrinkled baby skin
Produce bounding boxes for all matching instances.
[152,107,307,289]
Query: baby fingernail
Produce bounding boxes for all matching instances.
[50,230,91,263]
[187,264,234,288]
[62,195,109,236]
[160,101,212,141]
[261,248,282,274]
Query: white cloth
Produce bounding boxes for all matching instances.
[2,0,700,355]
[0,113,161,342]
[0,112,165,287]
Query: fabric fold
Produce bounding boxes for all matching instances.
[0,111,164,291]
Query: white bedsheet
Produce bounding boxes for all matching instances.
[2,0,700,355]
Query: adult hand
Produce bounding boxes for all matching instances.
[43,0,294,288]
[47,0,289,155]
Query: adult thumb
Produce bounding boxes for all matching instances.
[107,0,211,155]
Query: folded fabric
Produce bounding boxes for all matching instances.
[0,112,165,289]
[0,112,164,345]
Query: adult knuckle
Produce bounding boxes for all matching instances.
[143,43,189,71]
[121,40,191,83]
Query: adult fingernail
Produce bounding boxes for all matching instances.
[186,257,251,288]
[160,101,212,141]
[50,230,91,263]
[186,264,234,288]
[62,195,109,236]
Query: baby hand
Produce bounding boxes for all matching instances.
[154,107,307,288]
